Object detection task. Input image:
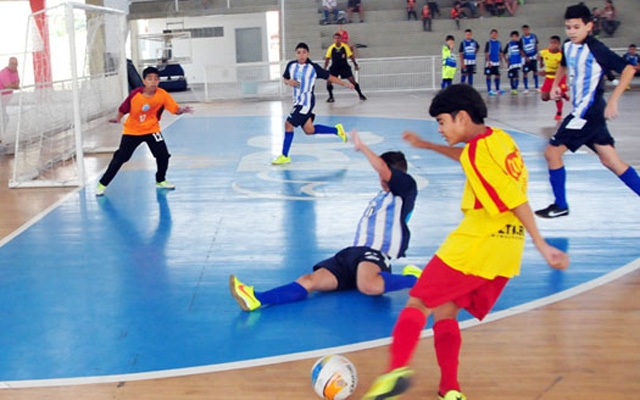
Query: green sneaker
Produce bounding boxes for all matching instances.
[362,367,413,400]
[156,180,176,190]
[229,275,262,311]
[439,390,467,400]
[335,123,347,143]
[402,265,422,279]
[271,154,291,165]
[96,182,106,197]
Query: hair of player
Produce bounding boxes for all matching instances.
[522,24,530,29]
[429,84,487,124]
[490,29,498,34]
[143,66,160,79]
[630,44,637,49]
[565,4,592,23]
[510,30,520,37]
[295,42,310,52]
[464,28,472,33]
[380,151,408,173]
[446,35,455,42]
[333,33,341,38]
[550,35,561,42]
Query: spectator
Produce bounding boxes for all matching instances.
[347,0,365,23]
[0,57,20,140]
[428,1,441,17]
[322,0,339,24]
[505,0,518,15]
[461,0,480,17]
[591,7,602,37]
[422,4,432,31]
[601,0,620,36]
[623,44,640,76]
[451,3,466,29]
[407,0,418,20]
[485,0,498,16]
[494,0,506,16]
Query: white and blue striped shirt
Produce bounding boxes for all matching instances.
[353,170,417,259]
[283,59,330,114]
[562,36,629,119]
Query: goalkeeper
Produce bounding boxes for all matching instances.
[96,66,192,196]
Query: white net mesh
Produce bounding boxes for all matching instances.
[10,3,126,188]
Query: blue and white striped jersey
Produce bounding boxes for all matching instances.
[459,39,480,65]
[353,169,417,259]
[282,59,330,114]
[561,36,629,119]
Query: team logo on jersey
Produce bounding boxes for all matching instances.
[505,149,524,180]
[142,103,150,112]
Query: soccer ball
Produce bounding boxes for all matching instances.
[311,354,358,400]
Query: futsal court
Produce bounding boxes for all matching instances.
[0,90,638,399]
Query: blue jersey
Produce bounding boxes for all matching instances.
[504,40,523,68]
[485,39,502,66]
[282,59,330,114]
[353,169,417,259]
[459,39,480,65]
[561,36,629,119]
[520,34,539,59]
[623,52,639,66]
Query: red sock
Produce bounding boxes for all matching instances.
[433,319,462,394]
[388,307,427,371]
[555,100,563,114]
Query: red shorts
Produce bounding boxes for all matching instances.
[540,75,568,94]
[409,255,509,320]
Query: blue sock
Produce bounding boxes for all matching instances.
[619,166,640,195]
[282,131,294,156]
[441,80,446,89]
[313,124,337,134]
[549,166,568,209]
[495,78,501,91]
[514,79,519,90]
[467,74,474,86]
[486,78,492,92]
[524,76,529,90]
[255,281,308,306]
[534,74,539,88]
[461,75,466,84]
[379,271,417,293]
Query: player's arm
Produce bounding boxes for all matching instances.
[345,45,359,71]
[402,130,463,161]
[512,202,569,270]
[605,64,635,119]
[108,112,125,124]
[351,130,392,182]
[550,65,566,100]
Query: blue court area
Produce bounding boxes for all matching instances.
[0,115,638,384]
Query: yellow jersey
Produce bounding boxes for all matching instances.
[436,127,529,279]
[539,48,563,78]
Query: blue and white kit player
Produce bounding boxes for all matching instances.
[272,42,354,165]
[459,29,480,86]
[520,24,540,93]
[230,130,421,311]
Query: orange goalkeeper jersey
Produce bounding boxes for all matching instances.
[119,87,180,135]
[436,127,529,279]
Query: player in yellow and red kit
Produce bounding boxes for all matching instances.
[539,35,569,120]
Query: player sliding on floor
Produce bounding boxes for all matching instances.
[230,130,421,311]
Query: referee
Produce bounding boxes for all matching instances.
[324,32,367,102]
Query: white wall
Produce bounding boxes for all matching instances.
[141,13,268,84]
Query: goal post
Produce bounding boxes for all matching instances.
[10,2,128,188]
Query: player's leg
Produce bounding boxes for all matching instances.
[594,144,640,195]
[98,135,143,192]
[433,302,463,399]
[460,67,467,84]
[356,259,421,296]
[145,132,174,188]
[301,112,348,143]
[536,142,570,217]
[326,80,335,102]
[467,65,475,86]
[485,67,494,94]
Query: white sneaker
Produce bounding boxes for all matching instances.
[156,180,176,190]
[612,79,620,85]
[96,182,106,196]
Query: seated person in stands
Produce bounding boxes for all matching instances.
[591,7,602,37]
[407,0,419,20]
[623,44,640,76]
[451,2,466,29]
[504,0,518,16]
[428,1,441,17]
[601,0,620,36]
[322,0,339,24]
[347,0,365,23]
[484,0,497,16]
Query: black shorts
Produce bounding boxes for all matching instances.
[286,104,315,128]
[313,246,392,291]
[523,59,538,73]
[508,67,520,79]
[551,106,614,152]
[348,0,361,7]
[485,66,500,76]
[461,64,476,74]
[329,65,353,79]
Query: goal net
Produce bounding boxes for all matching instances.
[10,2,127,188]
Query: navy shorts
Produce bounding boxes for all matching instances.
[329,65,353,80]
[485,66,500,76]
[551,111,614,152]
[286,104,315,128]
[313,246,392,291]
[508,67,520,79]
[461,64,476,74]
[523,59,538,73]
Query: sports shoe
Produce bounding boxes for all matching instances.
[327,97,335,103]
[359,94,368,101]
[335,123,348,143]
[271,154,291,165]
[554,112,562,121]
[498,89,505,95]
[439,390,467,400]
[488,90,497,96]
[96,182,106,197]
[229,275,262,311]
[156,180,176,190]
[511,89,518,95]
[523,89,530,94]
[402,265,422,279]
[534,203,569,218]
[362,367,413,400]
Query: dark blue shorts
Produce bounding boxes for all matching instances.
[461,64,476,74]
[313,246,392,291]
[523,59,538,73]
[551,113,614,152]
[286,105,315,128]
[508,67,520,79]
[329,66,353,79]
[485,66,500,76]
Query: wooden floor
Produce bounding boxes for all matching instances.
[0,89,638,399]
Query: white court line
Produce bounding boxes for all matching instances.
[1,257,638,389]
